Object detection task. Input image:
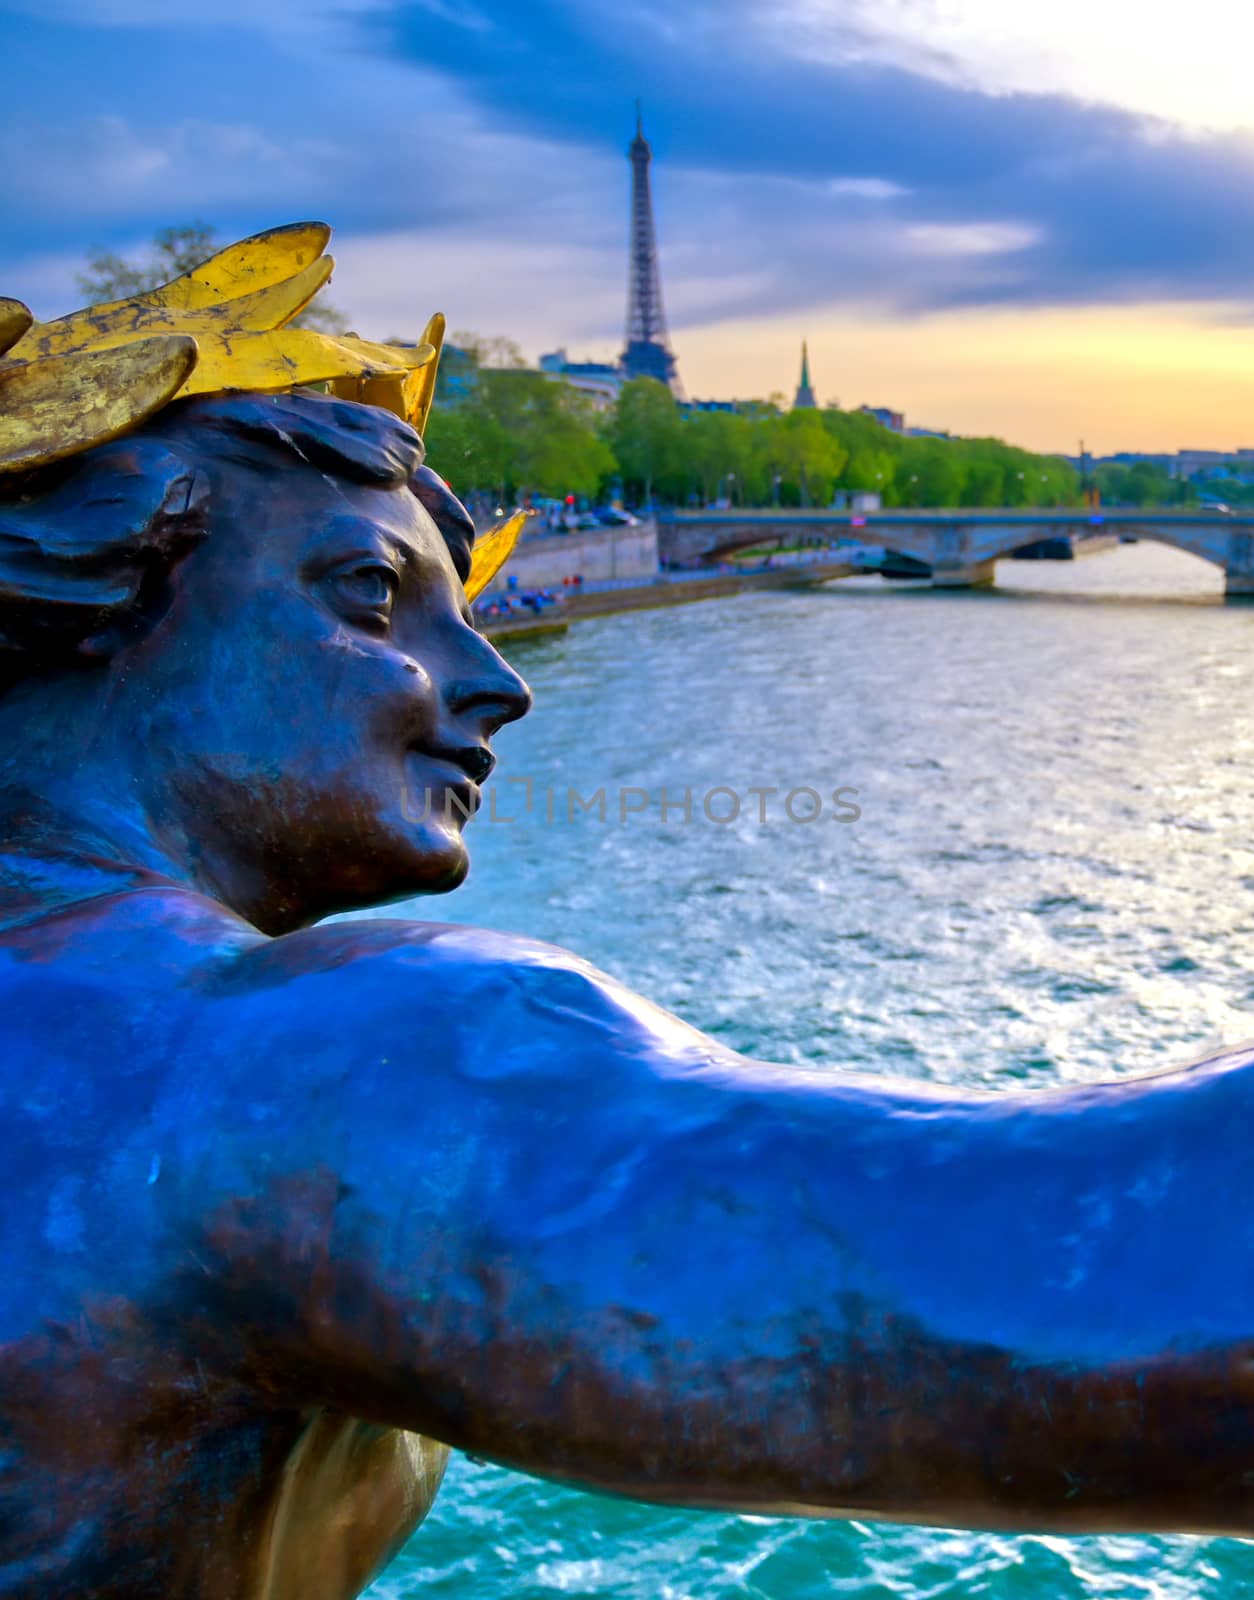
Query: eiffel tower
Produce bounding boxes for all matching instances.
[620,105,681,394]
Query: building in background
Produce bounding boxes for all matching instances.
[434,344,478,405]
[539,350,623,411]
[1074,448,1254,483]
[1170,448,1254,481]
[859,405,905,433]
[684,398,747,414]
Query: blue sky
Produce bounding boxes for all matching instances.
[5,0,1254,450]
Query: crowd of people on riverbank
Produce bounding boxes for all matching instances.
[475,574,579,622]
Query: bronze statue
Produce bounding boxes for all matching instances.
[1,225,1253,1600]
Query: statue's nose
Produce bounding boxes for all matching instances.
[446,638,531,736]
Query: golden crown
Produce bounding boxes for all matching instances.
[0,222,522,599]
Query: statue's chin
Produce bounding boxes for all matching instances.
[237,832,469,933]
[338,822,471,915]
[402,816,471,893]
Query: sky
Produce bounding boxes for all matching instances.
[4,0,1254,453]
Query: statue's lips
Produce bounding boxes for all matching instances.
[405,748,490,817]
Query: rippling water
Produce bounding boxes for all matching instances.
[366,544,1254,1599]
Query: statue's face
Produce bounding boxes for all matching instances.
[121,458,531,931]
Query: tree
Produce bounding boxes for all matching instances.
[1094,461,1190,508]
[77,223,350,334]
[1126,461,1174,507]
[683,411,745,505]
[896,440,964,508]
[521,412,616,500]
[842,447,896,498]
[959,457,1005,507]
[77,223,220,301]
[607,378,683,507]
[1095,464,1134,505]
[762,411,847,506]
[422,402,512,505]
[480,368,615,500]
[422,340,618,505]
[449,333,527,371]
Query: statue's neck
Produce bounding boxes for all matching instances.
[0,788,182,928]
[0,679,313,937]
[0,677,202,918]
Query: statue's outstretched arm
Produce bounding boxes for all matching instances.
[206,922,1254,1537]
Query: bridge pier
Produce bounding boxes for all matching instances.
[1224,532,1254,598]
[931,559,997,590]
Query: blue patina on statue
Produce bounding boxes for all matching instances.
[2,231,1254,1599]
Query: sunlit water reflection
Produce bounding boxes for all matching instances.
[366,543,1254,1599]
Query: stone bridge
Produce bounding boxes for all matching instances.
[658,510,1254,596]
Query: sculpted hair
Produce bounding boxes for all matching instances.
[0,390,468,682]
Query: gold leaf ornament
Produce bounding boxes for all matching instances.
[465,509,529,602]
[0,337,198,474]
[8,257,335,363]
[0,222,444,472]
[0,300,33,359]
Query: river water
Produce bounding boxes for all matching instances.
[366,542,1254,1600]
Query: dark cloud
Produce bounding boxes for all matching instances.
[3,0,1254,331]
[375,0,1254,314]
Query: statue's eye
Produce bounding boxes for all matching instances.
[326,561,399,622]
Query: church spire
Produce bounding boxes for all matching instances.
[793,339,817,409]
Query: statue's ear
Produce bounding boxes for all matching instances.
[0,439,207,666]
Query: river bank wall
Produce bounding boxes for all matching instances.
[493,520,659,589]
[481,557,857,641]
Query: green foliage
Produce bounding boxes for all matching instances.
[504,378,617,499]
[605,378,684,504]
[1095,461,1197,507]
[432,347,1087,511]
[424,352,616,501]
[842,447,896,496]
[680,410,749,505]
[1190,469,1254,507]
[901,439,965,508]
[817,408,1080,510]
[77,222,350,333]
[422,402,512,502]
[759,411,848,506]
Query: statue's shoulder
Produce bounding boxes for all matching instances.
[209,915,717,1078]
[0,880,581,1006]
[218,915,657,1020]
[0,876,717,1092]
